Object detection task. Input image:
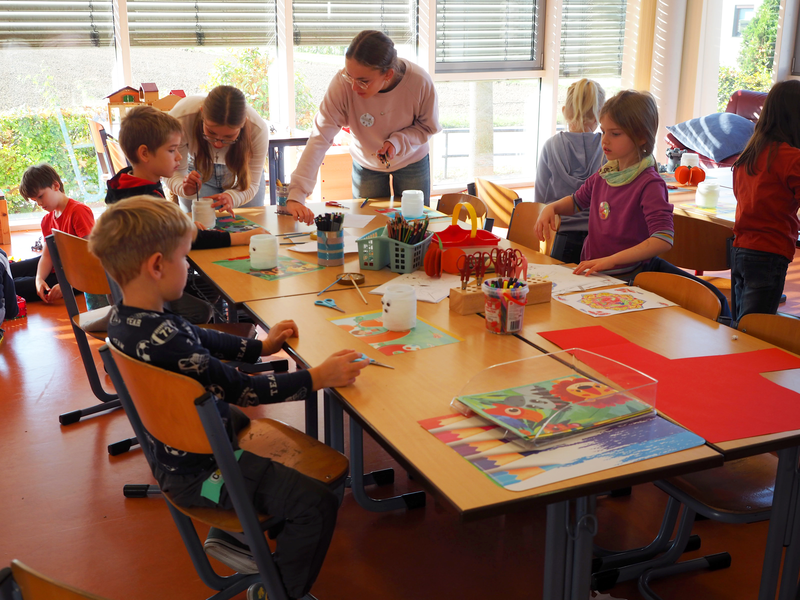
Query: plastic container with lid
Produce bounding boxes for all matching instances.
[695,181,721,208]
[680,152,700,168]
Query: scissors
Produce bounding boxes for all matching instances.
[456,253,477,290]
[471,251,492,285]
[354,353,395,369]
[505,249,526,279]
[314,298,345,313]
[325,201,347,208]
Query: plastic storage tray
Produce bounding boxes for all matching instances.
[356,226,433,273]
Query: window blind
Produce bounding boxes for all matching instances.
[435,0,543,73]
[792,6,800,75]
[0,0,114,47]
[559,0,626,78]
[126,0,276,47]
[292,0,415,47]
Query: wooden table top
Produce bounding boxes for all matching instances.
[245,285,722,520]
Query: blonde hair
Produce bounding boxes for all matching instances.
[564,79,606,131]
[89,195,193,286]
[120,106,183,166]
[600,90,659,159]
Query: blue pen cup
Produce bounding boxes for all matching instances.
[317,230,345,266]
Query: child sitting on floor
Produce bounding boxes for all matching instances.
[534,78,606,264]
[534,89,731,319]
[89,196,368,600]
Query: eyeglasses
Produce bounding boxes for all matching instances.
[202,134,239,146]
[340,70,374,90]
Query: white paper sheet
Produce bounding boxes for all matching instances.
[343,213,378,228]
[369,272,463,303]
[525,263,621,295]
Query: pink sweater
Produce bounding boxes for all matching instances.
[288,59,441,203]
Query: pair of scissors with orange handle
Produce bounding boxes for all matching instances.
[456,253,477,290]
[471,251,492,285]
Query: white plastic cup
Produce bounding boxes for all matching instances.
[695,181,721,208]
[680,152,700,168]
[381,284,417,331]
[249,233,278,270]
[401,189,425,220]
[192,198,216,230]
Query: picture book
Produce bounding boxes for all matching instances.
[455,374,653,445]
[330,311,462,356]
[419,412,704,492]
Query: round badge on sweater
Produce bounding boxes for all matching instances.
[599,201,610,220]
[360,113,375,127]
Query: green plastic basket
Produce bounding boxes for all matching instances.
[356,227,433,273]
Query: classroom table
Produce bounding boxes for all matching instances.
[516,290,800,600]
[243,270,724,600]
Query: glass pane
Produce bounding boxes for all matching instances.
[717,0,777,112]
[0,42,114,216]
[431,79,541,186]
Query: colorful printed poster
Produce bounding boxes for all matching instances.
[419,412,704,492]
[330,311,461,356]
[554,286,676,317]
[374,206,449,220]
[213,215,262,233]
[456,375,652,444]
[212,255,323,281]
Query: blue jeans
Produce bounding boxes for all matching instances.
[352,154,431,206]
[637,256,733,320]
[731,246,789,324]
[179,162,266,211]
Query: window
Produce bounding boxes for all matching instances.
[793,3,800,76]
[435,0,544,73]
[559,0,627,78]
[732,5,754,37]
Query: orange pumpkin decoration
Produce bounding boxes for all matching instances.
[674,165,706,186]
[441,248,466,275]
[424,235,444,277]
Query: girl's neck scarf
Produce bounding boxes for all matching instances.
[599,155,655,187]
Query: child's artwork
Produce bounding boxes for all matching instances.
[213,255,323,281]
[330,311,461,356]
[525,264,620,295]
[554,286,676,317]
[419,412,704,492]
[374,206,449,220]
[213,215,262,233]
[455,374,653,444]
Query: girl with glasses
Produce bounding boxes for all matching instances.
[285,30,442,225]
[166,85,269,215]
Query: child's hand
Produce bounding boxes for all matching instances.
[183,170,203,196]
[195,221,207,231]
[287,200,315,225]
[229,227,266,246]
[573,257,616,276]
[262,319,298,355]
[309,350,369,390]
[534,205,558,242]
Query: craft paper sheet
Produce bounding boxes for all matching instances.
[214,215,261,233]
[525,264,621,295]
[420,412,704,492]
[369,272,463,303]
[374,206,449,220]
[554,287,676,317]
[330,311,461,356]
[212,255,323,281]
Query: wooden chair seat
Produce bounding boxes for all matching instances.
[660,454,777,518]
[72,305,113,340]
[10,559,111,599]
[165,418,349,531]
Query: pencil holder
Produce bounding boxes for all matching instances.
[482,277,529,334]
[276,183,291,215]
[317,230,344,266]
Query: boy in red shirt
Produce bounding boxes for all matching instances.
[11,164,94,303]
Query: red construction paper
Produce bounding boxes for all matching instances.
[540,326,800,443]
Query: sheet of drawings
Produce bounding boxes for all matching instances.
[554,286,677,317]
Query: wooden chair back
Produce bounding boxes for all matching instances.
[105,138,129,174]
[107,343,212,455]
[437,193,489,226]
[87,120,112,178]
[507,201,560,255]
[52,230,111,296]
[737,314,800,355]
[634,272,722,321]
[474,178,520,229]
[659,213,733,272]
[11,560,110,600]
